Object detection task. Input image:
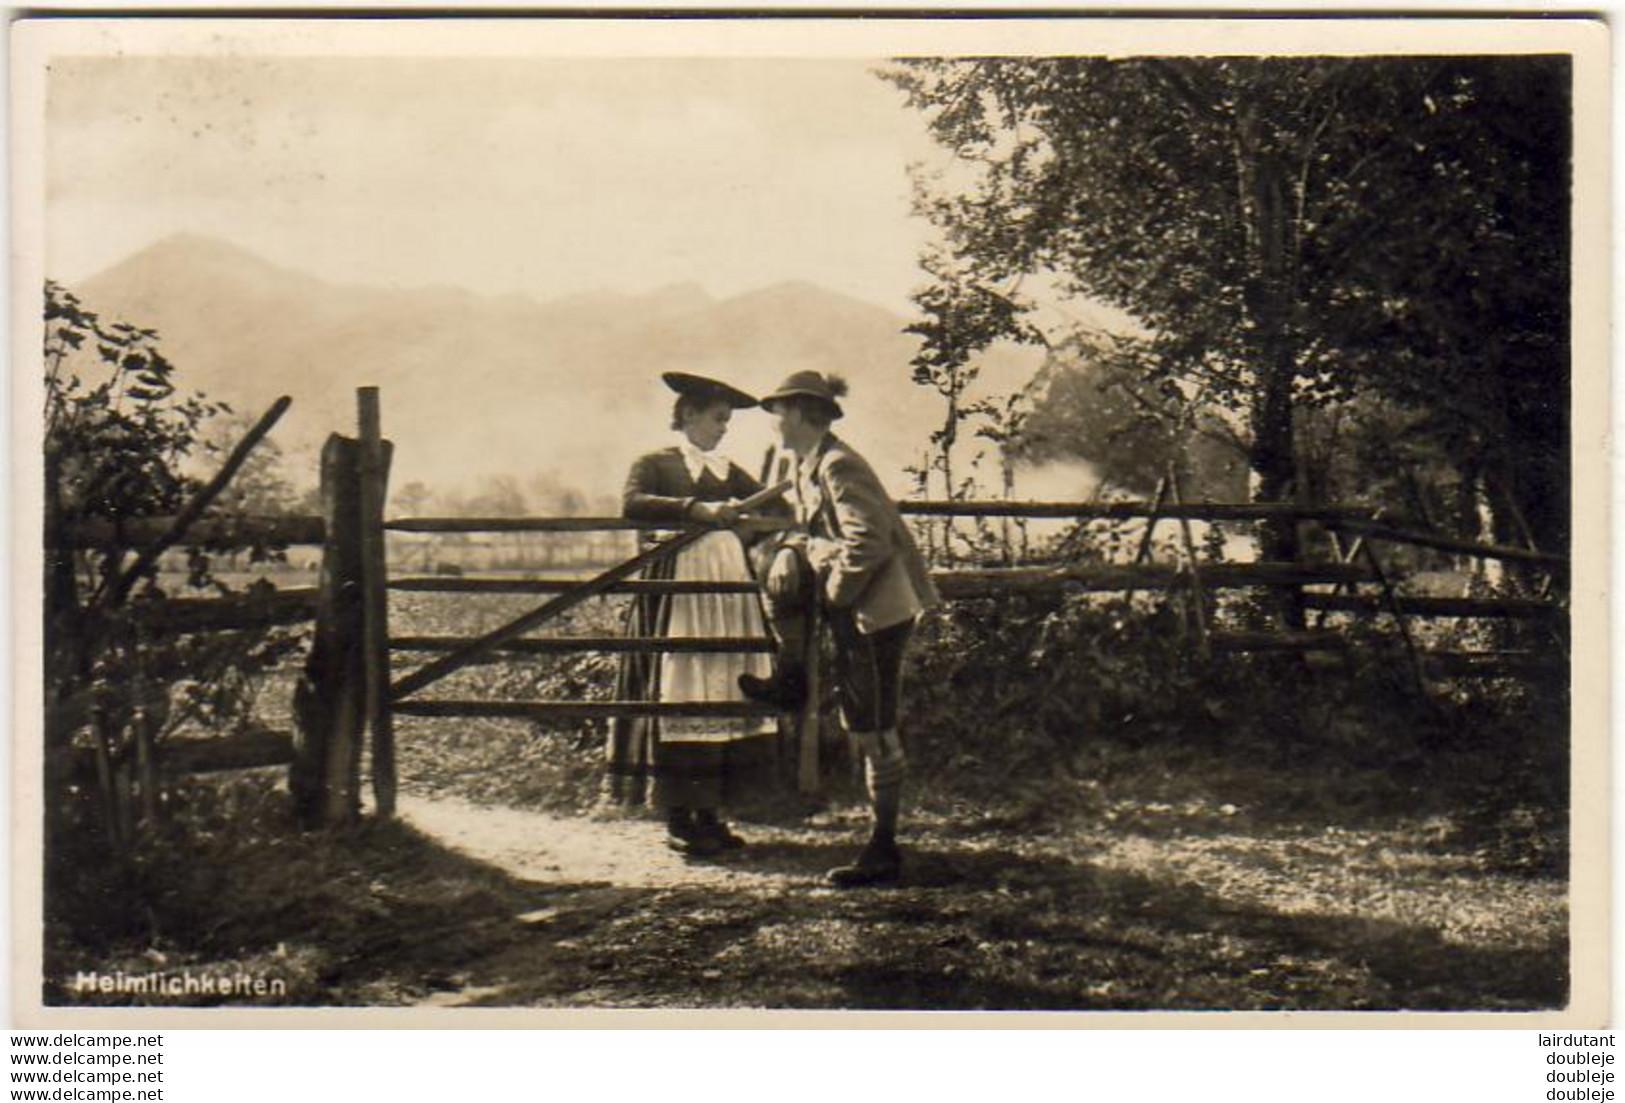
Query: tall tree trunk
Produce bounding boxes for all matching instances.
[1250,355,1305,629]
[1235,126,1306,629]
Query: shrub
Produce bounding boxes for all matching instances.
[44,280,301,850]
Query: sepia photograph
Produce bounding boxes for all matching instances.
[11,16,1609,1024]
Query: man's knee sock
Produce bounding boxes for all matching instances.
[861,729,907,846]
[770,613,808,674]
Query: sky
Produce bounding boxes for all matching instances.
[37,46,1139,507]
[47,56,944,312]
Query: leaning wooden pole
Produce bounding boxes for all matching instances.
[798,604,822,795]
[357,388,397,818]
[98,396,293,608]
[1360,540,1430,700]
[1122,474,1170,606]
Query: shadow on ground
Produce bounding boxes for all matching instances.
[435,827,1565,1012]
[46,789,1566,1013]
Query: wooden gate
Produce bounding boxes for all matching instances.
[322,388,806,823]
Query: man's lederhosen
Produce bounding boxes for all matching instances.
[768,555,912,736]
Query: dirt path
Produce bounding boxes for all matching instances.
[392,792,1568,1011]
[398,794,829,891]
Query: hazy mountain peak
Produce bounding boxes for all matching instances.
[716,279,907,330]
[77,233,328,319]
[103,232,306,280]
[632,281,713,316]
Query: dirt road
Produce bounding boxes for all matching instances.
[392,792,1567,1011]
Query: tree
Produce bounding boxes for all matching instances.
[392,480,433,518]
[885,56,1570,617]
[1016,332,1250,502]
[205,412,298,517]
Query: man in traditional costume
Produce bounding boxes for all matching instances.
[740,371,939,887]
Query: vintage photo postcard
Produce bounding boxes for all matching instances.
[9,14,1610,1027]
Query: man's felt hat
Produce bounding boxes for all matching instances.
[759,370,846,419]
[660,372,758,409]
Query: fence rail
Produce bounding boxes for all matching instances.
[898,499,1373,523]
[1323,517,1564,567]
[132,587,321,635]
[61,514,327,550]
[389,577,760,595]
[1301,593,1559,619]
[392,699,783,720]
[935,561,1376,598]
[391,635,774,656]
[386,516,664,533]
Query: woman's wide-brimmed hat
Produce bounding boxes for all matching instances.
[759,370,845,420]
[661,372,758,409]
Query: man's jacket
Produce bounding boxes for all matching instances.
[796,433,940,634]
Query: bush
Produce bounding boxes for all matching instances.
[899,581,1566,864]
[44,280,301,850]
[903,591,1204,799]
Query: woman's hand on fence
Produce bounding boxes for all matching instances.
[688,499,743,525]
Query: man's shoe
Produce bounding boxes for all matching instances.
[737,668,807,711]
[826,840,903,888]
[666,823,724,859]
[704,823,747,851]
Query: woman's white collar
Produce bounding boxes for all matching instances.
[678,439,731,483]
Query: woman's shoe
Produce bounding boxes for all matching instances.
[693,810,746,850]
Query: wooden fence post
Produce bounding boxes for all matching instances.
[1168,465,1211,660]
[357,388,397,818]
[291,435,367,827]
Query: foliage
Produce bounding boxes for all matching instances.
[46,282,220,529]
[883,56,1570,576]
[905,591,1200,793]
[900,587,1564,872]
[906,259,1035,501]
[44,280,301,848]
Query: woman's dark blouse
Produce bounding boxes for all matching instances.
[622,447,764,521]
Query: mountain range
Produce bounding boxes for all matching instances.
[75,233,1049,506]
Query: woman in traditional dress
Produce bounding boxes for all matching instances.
[605,372,780,857]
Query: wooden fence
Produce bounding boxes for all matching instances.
[52,387,1568,830]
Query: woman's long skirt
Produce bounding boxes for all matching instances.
[606,531,775,809]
